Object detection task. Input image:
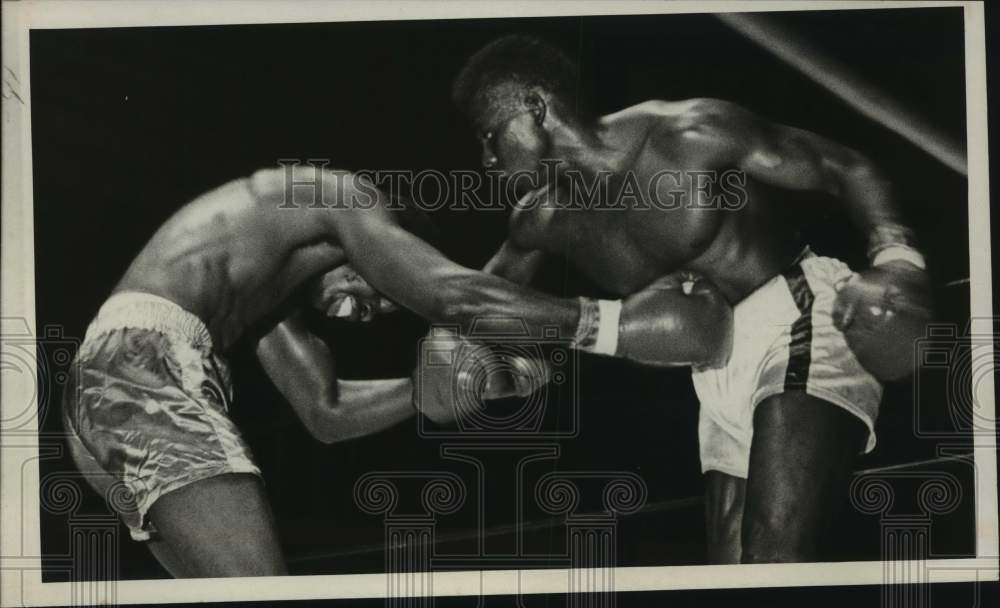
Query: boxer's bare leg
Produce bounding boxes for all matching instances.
[741,392,866,563]
[146,474,287,577]
[146,537,193,578]
[704,471,745,564]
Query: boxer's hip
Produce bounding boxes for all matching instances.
[62,291,259,541]
[691,248,883,477]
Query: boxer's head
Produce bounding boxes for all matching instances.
[452,35,591,189]
[311,197,438,321]
[309,264,396,322]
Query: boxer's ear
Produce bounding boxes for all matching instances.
[524,92,546,126]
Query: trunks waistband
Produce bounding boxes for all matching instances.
[86,291,214,351]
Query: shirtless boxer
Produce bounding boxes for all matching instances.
[447,35,933,563]
[63,167,732,577]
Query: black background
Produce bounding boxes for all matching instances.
[29,4,983,595]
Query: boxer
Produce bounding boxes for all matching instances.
[448,35,933,563]
[63,167,733,577]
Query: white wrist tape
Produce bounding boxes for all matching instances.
[872,245,926,270]
[594,299,623,356]
[573,298,622,356]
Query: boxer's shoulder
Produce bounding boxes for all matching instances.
[246,166,358,205]
[624,99,763,169]
[647,99,752,143]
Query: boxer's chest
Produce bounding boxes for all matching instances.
[511,191,721,296]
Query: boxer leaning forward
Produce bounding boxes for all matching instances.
[450,35,934,563]
[62,167,735,577]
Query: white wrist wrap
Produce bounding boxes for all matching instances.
[573,298,622,356]
[872,245,926,270]
[594,299,623,356]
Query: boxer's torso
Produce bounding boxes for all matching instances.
[115,175,347,350]
[510,101,807,303]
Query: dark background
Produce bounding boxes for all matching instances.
[31,6,977,583]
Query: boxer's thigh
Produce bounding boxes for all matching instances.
[704,470,746,564]
[741,391,866,563]
[147,473,286,577]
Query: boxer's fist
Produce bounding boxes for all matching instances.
[413,329,550,423]
[619,270,733,366]
[309,265,397,322]
[833,261,933,381]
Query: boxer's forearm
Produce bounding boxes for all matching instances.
[256,311,341,433]
[834,160,921,262]
[322,378,414,442]
[330,200,579,340]
[771,128,914,259]
[256,311,414,443]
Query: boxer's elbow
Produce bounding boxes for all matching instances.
[298,396,348,444]
[290,383,359,444]
[304,407,373,444]
[304,417,344,444]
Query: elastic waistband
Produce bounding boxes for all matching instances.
[87,291,214,351]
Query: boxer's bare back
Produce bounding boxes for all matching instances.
[115,172,351,350]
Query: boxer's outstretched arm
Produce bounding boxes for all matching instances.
[261,168,728,367]
[315,175,580,340]
[335,203,731,366]
[256,310,413,443]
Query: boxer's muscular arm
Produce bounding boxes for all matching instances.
[256,310,413,444]
[300,172,580,340]
[673,99,901,235]
[483,239,731,366]
[255,167,727,367]
[246,166,576,339]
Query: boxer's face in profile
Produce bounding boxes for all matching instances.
[309,265,396,322]
[473,85,551,193]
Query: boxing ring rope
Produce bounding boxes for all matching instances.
[716,12,968,177]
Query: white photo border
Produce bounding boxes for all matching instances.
[1,1,996,605]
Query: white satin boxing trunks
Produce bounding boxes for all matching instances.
[691,249,883,479]
[62,292,261,541]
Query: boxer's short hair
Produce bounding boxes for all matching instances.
[452,34,589,121]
